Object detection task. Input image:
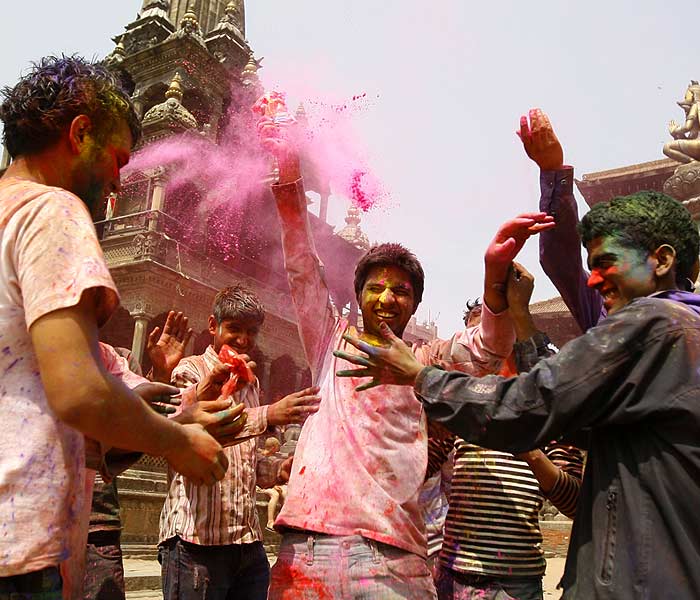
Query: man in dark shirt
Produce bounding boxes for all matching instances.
[336,193,700,599]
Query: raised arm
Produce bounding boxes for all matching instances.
[259,118,336,380]
[412,301,673,453]
[518,108,604,331]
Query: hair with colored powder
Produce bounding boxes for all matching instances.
[353,243,425,308]
[213,285,265,326]
[0,55,141,158]
[579,191,700,284]
[463,297,482,326]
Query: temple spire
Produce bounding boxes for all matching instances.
[168,0,245,35]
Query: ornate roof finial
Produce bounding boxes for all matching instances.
[142,72,198,136]
[241,53,262,85]
[338,204,370,250]
[181,4,200,31]
[166,2,206,46]
[104,41,127,66]
[225,1,237,19]
[295,103,308,122]
[164,72,184,103]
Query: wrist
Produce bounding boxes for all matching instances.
[266,402,282,427]
[484,260,510,285]
[154,419,186,457]
[537,162,565,171]
[509,305,531,319]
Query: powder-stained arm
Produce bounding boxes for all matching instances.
[415,301,514,377]
[271,178,336,381]
[539,167,604,331]
[414,300,676,453]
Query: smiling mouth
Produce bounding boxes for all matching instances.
[374,311,397,320]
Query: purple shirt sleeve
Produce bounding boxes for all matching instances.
[539,167,605,331]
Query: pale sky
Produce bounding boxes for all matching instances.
[1,1,694,336]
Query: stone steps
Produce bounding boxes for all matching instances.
[123,544,159,561]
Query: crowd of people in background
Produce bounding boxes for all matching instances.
[1,55,699,600]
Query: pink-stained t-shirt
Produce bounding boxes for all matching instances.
[271,178,515,557]
[0,178,119,576]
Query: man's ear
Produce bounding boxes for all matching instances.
[654,244,677,278]
[68,115,92,154]
[207,315,218,336]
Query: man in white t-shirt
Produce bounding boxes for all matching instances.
[0,56,231,598]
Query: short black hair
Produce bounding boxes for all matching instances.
[353,242,425,308]
[213,285,265,326]
[463,297,482,326]
[579,191,700,284]
[0,55,141,158]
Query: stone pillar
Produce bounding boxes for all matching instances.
[294,368,303,392]
[131,94,145,119]
[149,170,166,232]
[131,315,150,365]
[319,192,329,223]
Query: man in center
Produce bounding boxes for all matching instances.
[258,118,552,598]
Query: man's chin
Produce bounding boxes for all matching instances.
[369,318,406,337]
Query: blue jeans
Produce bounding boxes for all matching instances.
[0,567,63,600]
[268,532,437,599]
[158,537,269,600]
[435,564,543,600]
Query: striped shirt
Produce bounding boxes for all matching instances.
[159,345,272,546]
[432,440,584,577]
[427,330,585,577]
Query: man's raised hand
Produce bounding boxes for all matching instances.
[257,116,301,183]
[518,108,564,171]
[334,323,424,391]
[507,261,536,315]
[147,310,194,383]
[485,212,555,270]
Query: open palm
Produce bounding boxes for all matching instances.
[147,311,194,382]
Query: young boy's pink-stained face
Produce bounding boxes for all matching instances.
[208,316,261,354]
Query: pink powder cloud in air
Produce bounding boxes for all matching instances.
[288,92,388,212]
[123,79,388,225]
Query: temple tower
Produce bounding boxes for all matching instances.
[165,0,245,37]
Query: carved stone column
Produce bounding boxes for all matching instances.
[149,168,167,232]
[131,315,150,364]
[131,95,145,119]
[319,191,329,223]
